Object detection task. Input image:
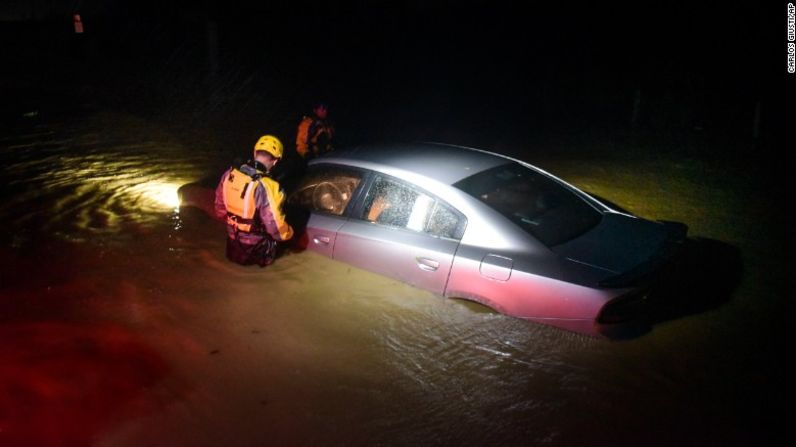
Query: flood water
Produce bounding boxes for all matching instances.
[0,107,787,446]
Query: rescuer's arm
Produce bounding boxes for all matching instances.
[327,123,335,143]
[214,168,231,220]
[255,179,294,241]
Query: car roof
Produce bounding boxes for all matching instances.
[314,142,511,185]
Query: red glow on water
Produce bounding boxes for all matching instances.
[0,322,168,447]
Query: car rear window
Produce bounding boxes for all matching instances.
[453,162,601,246]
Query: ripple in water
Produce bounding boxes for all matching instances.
[0,115,213,241]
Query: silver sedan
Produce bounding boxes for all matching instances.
[287,143,687,336]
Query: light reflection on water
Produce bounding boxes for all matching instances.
[0,120,209,240]
[119,179,182,210]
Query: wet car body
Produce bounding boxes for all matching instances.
[287,143,687,336]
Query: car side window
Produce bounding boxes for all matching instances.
[288,166,363,216]
[426,201,465,239]
[361,176,465,239]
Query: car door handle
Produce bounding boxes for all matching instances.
[313,235,331,245]
[416,257,439,272]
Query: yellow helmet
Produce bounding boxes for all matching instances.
[253,135,284,159]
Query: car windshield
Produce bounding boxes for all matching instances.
[453,162,602,246]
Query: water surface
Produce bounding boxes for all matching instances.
[0,109,784,446]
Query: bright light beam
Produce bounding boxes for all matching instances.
[137,182,181,209]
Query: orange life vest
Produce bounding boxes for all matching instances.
[295,116,313,158]
[222,167,260,232]
[221,167,294,241]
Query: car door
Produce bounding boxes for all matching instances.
[287,165,365,257]
[333,175,466,295]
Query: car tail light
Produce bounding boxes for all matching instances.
[597,290,649,324]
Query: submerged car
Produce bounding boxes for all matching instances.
[287,143,687,336]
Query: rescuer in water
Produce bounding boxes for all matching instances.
[214,135,294,266]
[295,101,335,160]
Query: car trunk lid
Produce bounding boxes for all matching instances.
[553,213,687,286]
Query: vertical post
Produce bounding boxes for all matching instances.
[752,99,762,141]
[204,0,219,80]
[73,14,84,34]
[631,87,642,128]
[72,12,87,66]
[206,20,219,79]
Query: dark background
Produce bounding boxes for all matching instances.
[0,1,788,164]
